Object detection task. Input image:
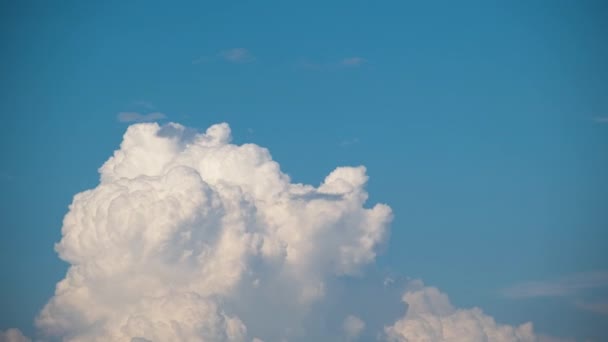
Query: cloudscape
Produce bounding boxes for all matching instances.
[1,1,606,341]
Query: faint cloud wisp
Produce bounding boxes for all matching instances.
[297,56,368,70]
[117,112,167,123]
[593,117,608,124]
[218,48,255,63]
[343,315,365,340]
[502,271,608,316]
[340,138,360,147]
[340,57,367,67]
[502,271,608,298]
[574,299,608,315]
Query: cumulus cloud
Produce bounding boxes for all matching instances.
[36,122,392,341]
[218,48,255,63]
[343,315,365,340]
[384,281,538,342]
[117,111,167,123]
[0,329,30,342]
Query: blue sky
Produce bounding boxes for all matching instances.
[1,1,607,340]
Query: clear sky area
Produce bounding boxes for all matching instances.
[1,1,607,341]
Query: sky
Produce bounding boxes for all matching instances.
[1,1,607,341]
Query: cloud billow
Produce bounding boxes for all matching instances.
[218,48,255,63]
[385,281,537,342]
[36,122,392,341]
[21,121,544,341]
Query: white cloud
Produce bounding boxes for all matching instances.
[384,281,538,342]
[0,329,31,342]
[343,315,365,340]
[219,48,255,63]
[36,122,392,341]
[502,271,608,298]
[340,57,367,67]
[117,111,167,123]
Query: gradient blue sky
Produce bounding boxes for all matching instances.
[1,0,607,340]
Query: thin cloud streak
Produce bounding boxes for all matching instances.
[574,299,608,315]
[340,138,360,147]
[593,117,608,123]
[117,112,167,123]
[502,271,608,298]
[340,57,367,67]
[218,48,255,63]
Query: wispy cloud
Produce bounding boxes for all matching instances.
[193,48,255,65]
[218,48,255,63]
[339,138,360,147]
[297,56,368,70]
[340,57,367,67]
[574,299,608,315]
[117,112,167,123]
[502,271,608,298]
[593,116,608,124]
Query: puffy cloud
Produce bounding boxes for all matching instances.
[36,122,392,341]
[0,329,30,342]
[343,315,365,340]
[384,281,538,342]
